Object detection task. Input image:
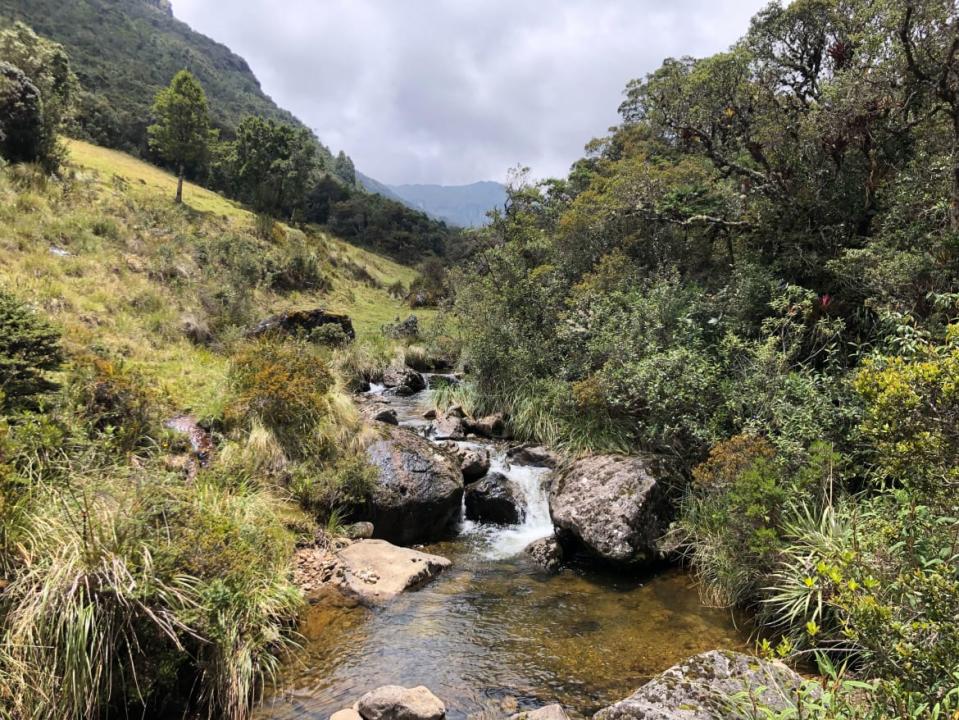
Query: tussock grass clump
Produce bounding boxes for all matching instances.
[0,467,300,720]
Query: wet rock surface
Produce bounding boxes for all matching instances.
[592,650,804,720]
[524,535,565,572]
[549,454,670,566]
[359,425,463,545]
[465,471,526,525]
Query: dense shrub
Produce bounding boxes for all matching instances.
[227,337,334,458]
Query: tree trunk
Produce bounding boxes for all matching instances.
[176,166,184,204]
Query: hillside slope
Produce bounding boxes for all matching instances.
[0,138,426,413]
[0,0,330,160]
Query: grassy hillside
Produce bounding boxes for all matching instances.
[0,0,321,156]
[0,139,428,415]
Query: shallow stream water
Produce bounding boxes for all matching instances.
[257,380,746,720]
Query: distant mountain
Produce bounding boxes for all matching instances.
[356,171,407,205]
[357,178,507,228]
[387,182,507,228]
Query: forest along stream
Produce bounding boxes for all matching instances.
[257,377,747,720]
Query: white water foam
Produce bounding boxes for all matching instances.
[477,452,554,560]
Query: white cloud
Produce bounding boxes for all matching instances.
[173,0,767,185]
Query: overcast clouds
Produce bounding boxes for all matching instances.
[173,1,767,186]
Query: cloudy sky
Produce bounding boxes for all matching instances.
[174,1,767,186]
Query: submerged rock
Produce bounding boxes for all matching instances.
[524,535,564,572]
[247,308,355,340]
[337,540,451,605]
[357,685,446,720]
[592,650,804,720]
[465,472,525,525]
[549,454,670,566]
[511,705,570,720]
[360,425,463,545]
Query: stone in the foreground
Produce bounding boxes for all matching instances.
[524,535,564,572]
[361,425,464,545]
[356,685,446,720]
[592,651,804,720]
[332,710,363,720]
[510,705,570,720]
[337,540,451,605]
[549,454,669,565]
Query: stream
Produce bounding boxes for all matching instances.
[257,378,747,720]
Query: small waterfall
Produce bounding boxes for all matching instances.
[480,451,554,559]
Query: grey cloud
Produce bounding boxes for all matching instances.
[174,0,767,185]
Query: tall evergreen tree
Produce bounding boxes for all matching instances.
[148,70,211,203]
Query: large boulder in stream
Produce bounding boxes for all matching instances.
[592,650,804,720]
[360,425,463,545]
[247,308,355,340]
[465,472,525,525]
[524,535,564,572]
[382,365,426,394]
[548,454,670,566]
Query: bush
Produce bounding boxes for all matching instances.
[227,337,334,458]
[676,435,838,607]
[0,62,44,165]
[289,451,377,515]
[0,290,62,411]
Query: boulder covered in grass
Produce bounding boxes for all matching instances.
[248,308,355,341]
[360,425,463,545]
[549,454,670,566]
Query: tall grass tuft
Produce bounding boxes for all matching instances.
[0,465,301,720]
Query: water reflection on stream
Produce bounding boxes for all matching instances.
[257,381,747,720]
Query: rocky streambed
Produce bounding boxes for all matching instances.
[258,374,755,720]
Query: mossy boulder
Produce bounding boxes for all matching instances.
[593,650,803,720]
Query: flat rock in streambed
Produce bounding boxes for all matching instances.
[356,685,446,720]
[337,540,451,605]
[592,650,804,720]
[360,425,464,545]
[548,454,670,566]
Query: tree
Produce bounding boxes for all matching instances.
[0,62,44,164]
[148,70,211,203]
[0,291,62,412]
[333,150,356,186]
[229,116,317,220]
[0,22,77,171]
